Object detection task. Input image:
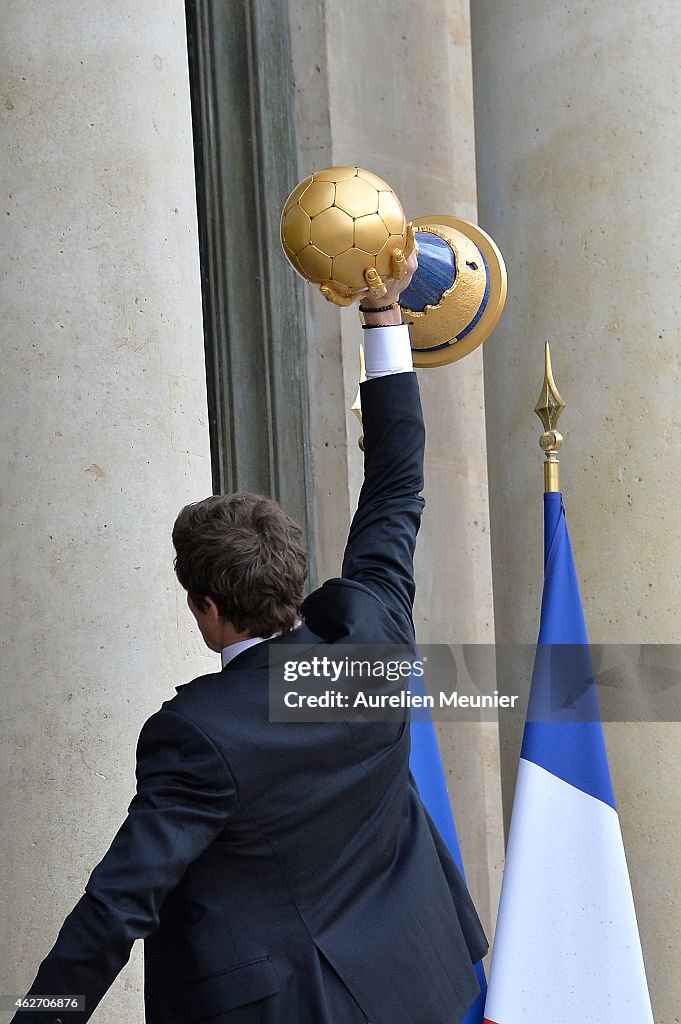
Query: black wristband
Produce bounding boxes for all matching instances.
[358,303,398,314]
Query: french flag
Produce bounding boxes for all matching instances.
[483,492,654,1024]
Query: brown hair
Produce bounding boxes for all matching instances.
[172,493,307,637]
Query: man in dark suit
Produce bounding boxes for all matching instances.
[12,255,487,1024]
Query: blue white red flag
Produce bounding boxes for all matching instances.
[482,492,653,1023]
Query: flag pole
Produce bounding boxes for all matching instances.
[534,341,565,492]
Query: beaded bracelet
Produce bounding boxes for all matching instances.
[357,302,398,314]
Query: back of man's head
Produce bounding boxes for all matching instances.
[172,493,308,637]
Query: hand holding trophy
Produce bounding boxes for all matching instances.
[280,166,507,367]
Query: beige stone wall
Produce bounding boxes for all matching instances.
[471,1,681,1018]
[0,1,212,1017]
[289,0,503,950]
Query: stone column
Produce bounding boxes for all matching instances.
[471,2,681,1017]
[1,1,212,1017]
[289,0,503,947]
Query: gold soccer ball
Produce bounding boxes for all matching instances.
[280,166,407,298]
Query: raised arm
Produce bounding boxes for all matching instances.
[341,253,425,631]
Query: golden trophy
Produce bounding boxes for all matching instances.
[280,166,507,367]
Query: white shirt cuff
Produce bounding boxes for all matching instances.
[363,324,414,378]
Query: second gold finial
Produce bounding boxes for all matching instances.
[534,342,565,493]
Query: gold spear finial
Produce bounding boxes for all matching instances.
[351,344,366,451]
[534,341,565,492]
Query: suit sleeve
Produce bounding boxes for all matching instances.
[341,371,425,632]
[11,708,236,1024]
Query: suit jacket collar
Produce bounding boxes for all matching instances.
[219,623,322,672]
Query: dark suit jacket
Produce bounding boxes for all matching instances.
[13,372,487,1024]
